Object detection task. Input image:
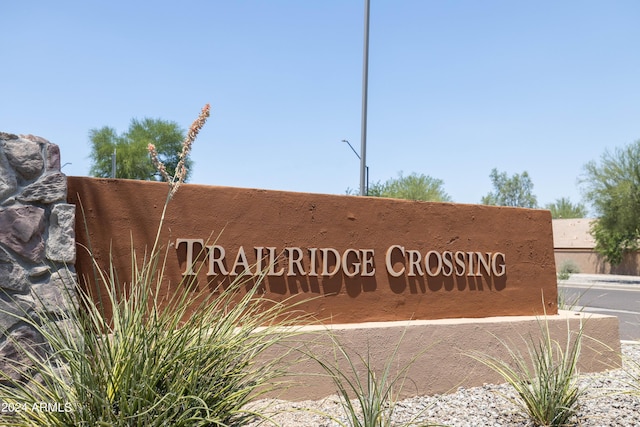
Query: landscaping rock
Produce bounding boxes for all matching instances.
[0,326,44,384]
[0,131,76,393]
[0,253,29,293]
[0,205,45,262]
[46,203,76,263]
[0,150,17,202]
[2,138,43,180]
[18,172,66,204]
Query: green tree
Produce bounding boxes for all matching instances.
[581,140,640,265]
[366,172,452,201]
[545,197,588,219]
[89,118,192,181]
[481,168,537,208]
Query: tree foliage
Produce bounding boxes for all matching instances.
[581,140,640,265]
[545,197,588,219]
[481,168,537,208]
[367,172,452,202]
[89,118,192,181]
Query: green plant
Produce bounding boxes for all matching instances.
[557,260,580,281]
[545,197,587,219]
[618,342,640,397]
[556,289,580,311]
[481,168,537,208]
[1,265,306,426]
[581,140,640,265]
[305,332,437,427]
[0,104,309,426]
[89,117,194,181]
[557,260,582,309]
[470,317,585,427]
[364,172,452,201]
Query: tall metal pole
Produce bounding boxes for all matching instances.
[360,0,370,196]
[111,148,116,178]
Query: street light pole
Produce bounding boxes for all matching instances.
[111,148,116,178]
[360,0,370,197]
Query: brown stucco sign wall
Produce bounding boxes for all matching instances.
[68,177,557,323]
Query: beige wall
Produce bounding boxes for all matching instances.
[552,219,640,275]
[555,250,640,275]
[259,311,621,401]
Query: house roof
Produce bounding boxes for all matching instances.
[552,218,596,249]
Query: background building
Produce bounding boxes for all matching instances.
[553,218,640,275]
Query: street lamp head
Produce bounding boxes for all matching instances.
[340,139,368,196]
[342,139,361,160]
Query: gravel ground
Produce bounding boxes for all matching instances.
[245,342,640,426]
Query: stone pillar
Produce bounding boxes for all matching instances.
[0,132,76,383]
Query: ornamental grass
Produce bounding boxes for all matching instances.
[470,316,585,427]
[619,342,640,398]
[304,331,438,427]
[0,104,310,426]
[0,258,307,426]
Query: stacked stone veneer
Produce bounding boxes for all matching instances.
[0,132,76,383]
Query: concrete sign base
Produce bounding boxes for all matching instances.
[258,310,620,401]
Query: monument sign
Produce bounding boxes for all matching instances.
[67,177,558,323]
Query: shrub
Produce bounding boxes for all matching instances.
[1,264,307,426]
[620,343,640,398]
[557,260,580,281]
[0,104,309,426]
[557,289,581,311]
[305,331,435,427]
[470,318,585,427]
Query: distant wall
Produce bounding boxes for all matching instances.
[555,250,640,276]
[553,219,640,275]
[0,132,76,382]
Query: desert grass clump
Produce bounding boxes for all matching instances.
[557,260,580,281]
[0,104,309,426]
[470,318,585,427]
[306,332,436,427]
[1,264,305,426]
[619,342,640,397]
[557,288,582,311]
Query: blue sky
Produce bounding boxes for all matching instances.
[2,1,639,211]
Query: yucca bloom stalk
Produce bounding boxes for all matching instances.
[147,103,210,252]
[148,103,210,199]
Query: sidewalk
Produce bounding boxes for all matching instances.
[561,273,640,286]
